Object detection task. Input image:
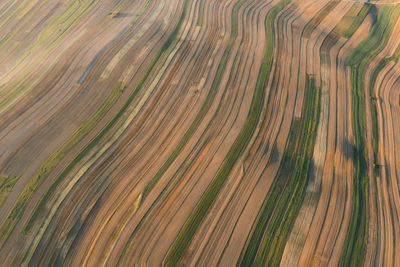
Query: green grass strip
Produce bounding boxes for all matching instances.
[22,82,125,233]
[0,81,124,240]
[239,76,320,266]
[117,0,247,263]
[0,176,19,208]
[238,118,301,266]
[369,58,389,176]
[345,6,400,67]
[302,1,339,39]
[256,77,320,266]
[130,0,151,25]
[141,0,247,202]
[111,0,130,13]
[333,4,371,39]
[163,1,291,265]
[0,84,26,110]
[37,0,98,46]
[369,33,400,175]
[17,0,190,237]
[340,5,400,266]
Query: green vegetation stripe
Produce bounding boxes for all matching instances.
[0,84,27,110]
[130,0,151,25]
[21,0,154,235]
[369,33,400,175]
[18,0,190,264]
[370,58,388,176]
[238,119,301,266]
[333,4,371,39]
[255,77,320,266]
[0,176,19,208]
[141,0,247,202]
[302,1,339,39]
[16,0,189,237]
[0,82,125,240]
[22,82,125,233]
[163,0,291,265]
[341,5,400,266]
[117,0,248,263]
[112,0,130,13]
[239,76,321,266]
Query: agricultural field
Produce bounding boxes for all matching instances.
[0,0,400,266]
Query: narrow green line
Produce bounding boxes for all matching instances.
[23,82,125,233]
[0,0,186,243]
[240,76,320,266]
[302,1,339,39]
[333,3,371,39]
[0,176,19,208]
[0,82,125,241]
[341,5,400,266]
[117,0,249,263]
[238,119,301,266]
[163,0,291,265]
[255,77,320,266]
[141,0,248,202]
[369,39,400,176]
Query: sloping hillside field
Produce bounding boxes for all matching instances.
[1,0,400,266]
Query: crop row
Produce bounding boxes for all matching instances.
[163,0,291,265]
[240,75,320,266]
[0,81,125,241]
[341,5,400,266]
[333,3,371,39]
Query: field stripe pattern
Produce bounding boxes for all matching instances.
[1,0,400,266]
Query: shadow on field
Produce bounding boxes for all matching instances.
[113,13,135,18]
[268,142,280,165]
[342,138,354,161]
